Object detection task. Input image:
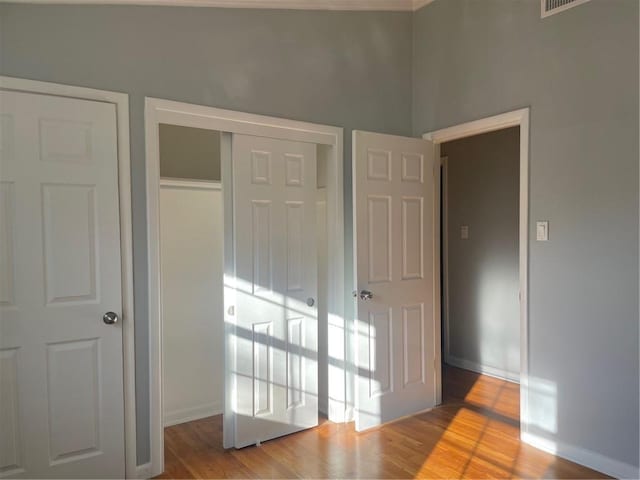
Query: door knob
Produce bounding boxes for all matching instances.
[359,290,373,301]
[306,297,315,307]
[103,311,119,325]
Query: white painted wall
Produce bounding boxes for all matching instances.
[160,182,224,426]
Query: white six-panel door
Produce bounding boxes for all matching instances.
[0,91,124,478]
[353,130,436,431]
[231,134,318,448]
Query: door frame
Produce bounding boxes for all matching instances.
[144,97,345,477]
[423,107,530,433]
[0,75,137,479]
[439,155,450,375]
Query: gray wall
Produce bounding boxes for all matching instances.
[442,127,520,379]
[0,4,413,464]
[414,0,638,468]
[159,124,221,181]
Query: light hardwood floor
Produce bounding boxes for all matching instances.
[157,365,608,479]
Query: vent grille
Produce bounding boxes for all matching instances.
[541,0,590,18]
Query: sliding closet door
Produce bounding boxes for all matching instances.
[228,134,318,448]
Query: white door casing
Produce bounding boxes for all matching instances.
[230,134,318,447]
[0,91,124,478]
[145,99,343,474]
[353,130,436,431]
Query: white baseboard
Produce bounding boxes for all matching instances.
[445,354,520,384]
[135,462,152,479]
[522,432,639,479]
[163,401,222,427]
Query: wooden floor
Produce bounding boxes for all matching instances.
[158,365,608,479]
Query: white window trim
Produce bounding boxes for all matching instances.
[0,75,137,479]
[145,97,346,478]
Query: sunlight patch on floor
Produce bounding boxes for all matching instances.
[463,375,520,421]
[414,407,554,479]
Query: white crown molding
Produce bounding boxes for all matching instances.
[0,0,436,10]
[413,0,434,10]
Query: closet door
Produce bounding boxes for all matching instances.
[229,134,318,448]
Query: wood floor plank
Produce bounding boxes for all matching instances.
[157,365,610,479]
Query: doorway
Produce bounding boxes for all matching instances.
[424,107,530,437]
[145,98,345,478]
[158,125,224,429]
[440,126,521,383]
[157,127,327,456]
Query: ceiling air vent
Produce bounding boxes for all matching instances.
[541,0,591,18]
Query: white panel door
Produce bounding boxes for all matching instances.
[353,130,436,431]
[231,134,317,448]
[0,91,124,478]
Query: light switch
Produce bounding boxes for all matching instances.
[460,225,469,240]
[536,221,549,241]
